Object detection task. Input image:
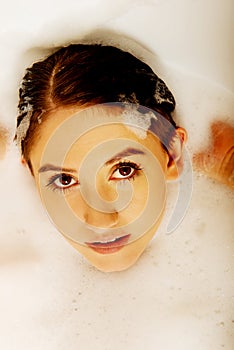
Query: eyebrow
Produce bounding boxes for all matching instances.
[38,164,77,173]
[105,147,145,165]
[39,148,145,173]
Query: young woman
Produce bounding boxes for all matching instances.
[14,43,232,272]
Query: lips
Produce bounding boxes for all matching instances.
[85,234,131,255]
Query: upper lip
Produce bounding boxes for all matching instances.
[85,234,131,248]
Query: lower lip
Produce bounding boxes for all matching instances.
[85,234,131,255]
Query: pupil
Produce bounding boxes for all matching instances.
[119,166,131,176]
[60,174,71,185]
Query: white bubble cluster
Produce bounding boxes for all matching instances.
[121,105,156,139]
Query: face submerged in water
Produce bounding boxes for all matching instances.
[15,43,187,272]
[27,105,186,272]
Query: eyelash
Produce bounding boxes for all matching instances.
[46,173,79,193]
[46,161,142,193]
[109,161,142,181]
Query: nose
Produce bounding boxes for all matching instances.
[83,207,119,228]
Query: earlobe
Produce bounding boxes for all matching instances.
[166,127,187,180]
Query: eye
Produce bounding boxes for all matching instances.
[110,162,142,181]
[53,174,77,188]
[47,173,79,191]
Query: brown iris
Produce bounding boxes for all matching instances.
[59,174,73,186]
[118,165,132,177]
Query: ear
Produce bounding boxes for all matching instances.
[166,127,187,180]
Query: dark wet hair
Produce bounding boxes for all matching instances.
[15,44,177,171]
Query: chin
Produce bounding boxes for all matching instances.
[66,236,148,272]
[87,254,141,273]
[63,217,163,272]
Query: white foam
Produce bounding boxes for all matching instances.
[0,1,233,349]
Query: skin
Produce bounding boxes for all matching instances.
[26,106,186,272]
[193,121,234,189]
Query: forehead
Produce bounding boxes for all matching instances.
[31,105,164,170]
[65,123,155,167]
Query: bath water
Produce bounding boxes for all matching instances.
[0,60,233,349]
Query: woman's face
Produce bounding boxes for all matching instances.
[29,105,172,272]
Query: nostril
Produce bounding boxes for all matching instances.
[83,212,89,223]
[83,210,118,228]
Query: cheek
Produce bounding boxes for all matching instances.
[65,191,88,221]
[120,171,166,223]
[119,175,148,222]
